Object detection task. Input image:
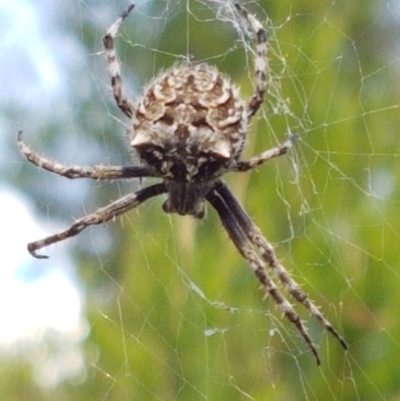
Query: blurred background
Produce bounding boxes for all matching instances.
[2,0,400,399]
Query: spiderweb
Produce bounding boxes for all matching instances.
[8,0,400,400]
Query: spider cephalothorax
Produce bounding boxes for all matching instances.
[18,3,347,364]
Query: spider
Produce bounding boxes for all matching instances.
[18,3,347,364]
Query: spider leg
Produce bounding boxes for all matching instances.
[207,184,321,365]
[28,183,167,259]
[235,134,296,172]
[235,3,268,120]
[103,4,136,118]
[17,131,154,180]
[214,181,348,352]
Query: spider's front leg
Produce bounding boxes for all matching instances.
[28,183,167,259]
[103,4,136,118]
[235,3,268,120]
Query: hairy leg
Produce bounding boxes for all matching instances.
[17,131,154,180]
[214,180,348,352]
[103,4,136,118]
[207,185,321,364]
[235,135,296,172]
[28,183,167,259]
[235,3,268,120]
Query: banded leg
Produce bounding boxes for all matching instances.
[235,134,296,172]
[17,131,154,180]
[28,183,167,259]
[207,186,321,365]
[103,4,135,118]
[235,3,268,120]
[214,181,348,352]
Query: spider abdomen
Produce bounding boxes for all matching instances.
[131,63,247,182]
